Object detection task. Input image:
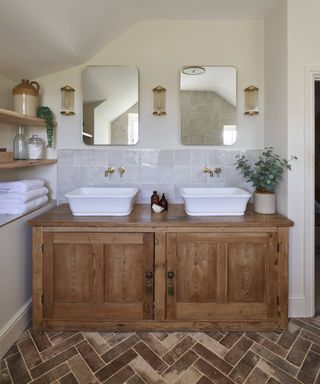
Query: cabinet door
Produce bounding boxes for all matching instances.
[166,232,278,322]
[43,232,154,321]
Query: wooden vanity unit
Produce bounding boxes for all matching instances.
[29,204,293,331]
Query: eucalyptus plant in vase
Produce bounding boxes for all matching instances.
[235,147,297,214]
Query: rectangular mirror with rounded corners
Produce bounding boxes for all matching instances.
[82,66,139,145]
[180,66,237,145]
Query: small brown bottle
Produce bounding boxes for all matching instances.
[159,193,168,211]
[151,190,160,208]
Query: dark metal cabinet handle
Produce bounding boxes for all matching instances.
[145,271,153,279]
[145,271,153,295]
[167,271,174,295]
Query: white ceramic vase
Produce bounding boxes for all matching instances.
[254,191,276,214]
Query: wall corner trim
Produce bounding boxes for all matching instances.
[0,298,32,359]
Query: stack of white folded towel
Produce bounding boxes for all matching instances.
[0,179,49,214]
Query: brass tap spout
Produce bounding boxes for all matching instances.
[202,166,222,177]
[104,166,115,177]
[118,166,126,177]
[202,166,214,177]
[214,167,222,177]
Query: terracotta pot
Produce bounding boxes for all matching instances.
[254,191,276,214]
[12,79,40,116]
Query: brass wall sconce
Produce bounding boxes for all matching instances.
[61,85,75,115]
[153,86,166,116]
[244,85,259,115]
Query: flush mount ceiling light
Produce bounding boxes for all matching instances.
[182,66,206,75]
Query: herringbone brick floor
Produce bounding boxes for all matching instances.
[1,317,320,384]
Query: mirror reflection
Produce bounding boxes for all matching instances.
[82,66,139,145]
[180,66,237,145]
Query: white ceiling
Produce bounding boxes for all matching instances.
[0,0,275,80]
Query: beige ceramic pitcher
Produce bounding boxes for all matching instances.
[12,79,40,116]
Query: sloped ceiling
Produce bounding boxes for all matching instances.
[0,0,275,80]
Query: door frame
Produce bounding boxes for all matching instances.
[303,67,320,316]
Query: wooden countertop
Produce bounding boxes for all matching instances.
[28,204,294,228]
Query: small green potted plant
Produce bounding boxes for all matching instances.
[235,147,297,214]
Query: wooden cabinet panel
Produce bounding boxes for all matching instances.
[54,244,94,303]
[227,242,266,303]
[42,232,154,322]
[166,232,277,322]
[105,244,144,303]
[176,242,217,303]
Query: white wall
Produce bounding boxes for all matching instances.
[0,75,14,110]
[264,0,288,215]
[0,202,56,358]
[0,76,58,357]
[0,76,16,151]
[36,19,264,150]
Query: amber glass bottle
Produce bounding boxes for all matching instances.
[159,193,168,211]
[151,191,160,207]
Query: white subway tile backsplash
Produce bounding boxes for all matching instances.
[191,149,207,166]
[108,149,124,164]
[124,150,140,166]
[141,165,158,183]
[207,150,225,166]
[73,166,92,183]
[90,149,108,165]
[141,149,159,166]
[158,166,174,183]
[92,166,109,185]
[158,150,174,165]
[57,148,260,203]
[124,166,141,183]
[57,150,73,166]
[225,149,243,166]
[58,166,74,182]
[174,166,191,183]
[207,171,225,186]
[73,149,91,166]
[224,165,243,185]
[174,150,191,166]
[191,166,207,184]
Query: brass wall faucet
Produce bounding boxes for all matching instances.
[202,166,222,177]
[104,166,115,177]
[118,166,126,177]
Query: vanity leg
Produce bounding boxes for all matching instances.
[277,227,289,329]
[32,227,43,329]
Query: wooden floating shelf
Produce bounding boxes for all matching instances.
[0,159,57,169]
[0,108,45,126]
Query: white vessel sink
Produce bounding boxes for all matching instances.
[179,187,251,216]
[65,187,139,216]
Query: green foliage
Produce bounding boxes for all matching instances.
[37,106,54,148]
[235,147,297,193]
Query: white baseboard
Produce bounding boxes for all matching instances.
[289,295,313,317]
[0,298,32,359]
